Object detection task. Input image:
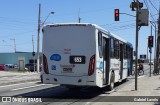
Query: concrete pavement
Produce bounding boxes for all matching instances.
[0,65,159,105]
[91,74,160,105]
[0,71,40,85]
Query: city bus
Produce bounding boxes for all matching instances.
[41,23,133,90]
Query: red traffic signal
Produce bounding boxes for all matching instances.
[148,36,153,48]
[114,9,119,21]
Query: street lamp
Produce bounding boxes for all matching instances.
[37,3,54,73]
[41,12,54,26]
[10,38,16,53]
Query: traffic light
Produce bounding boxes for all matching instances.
[32,52,35,56]
[130,2,136,11]
[114,9,119,21]
[139,2,143,8]
[130,2,143,11]
[148,36,153,48]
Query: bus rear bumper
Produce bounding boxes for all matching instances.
[42,73,96,86]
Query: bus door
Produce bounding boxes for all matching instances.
[102,37,110,85]
[120,43,123,79]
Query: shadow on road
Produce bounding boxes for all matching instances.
[14,86,109,99]
[14,80,128,102]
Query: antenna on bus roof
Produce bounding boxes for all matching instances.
[78,8,81,23]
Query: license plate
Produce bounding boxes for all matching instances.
[63,68,72,72]
[70,56,85,64]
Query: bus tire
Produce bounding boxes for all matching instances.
[109,72,115,91]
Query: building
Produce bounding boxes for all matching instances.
[0,52,41,70]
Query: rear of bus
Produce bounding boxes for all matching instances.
[41,23,96,86]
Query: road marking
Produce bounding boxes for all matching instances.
[138,75,145,79]
[11,84,46,91]
[85,102,91,105]
[0,81,40,88]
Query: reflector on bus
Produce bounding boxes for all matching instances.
[43,54,49,74]
[88,55,95,76]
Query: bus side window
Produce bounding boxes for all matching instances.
[98,31,103,58]
[114,40,119,59]
[110,38,114,58]
[123,44,127,59]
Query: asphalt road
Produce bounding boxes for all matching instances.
[0,65,152,105]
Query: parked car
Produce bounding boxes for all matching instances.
[14,64,19,69]
[25,64,37,72]
[5,64,14,70]
[0,65,5,71]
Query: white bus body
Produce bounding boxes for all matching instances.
[41,23,133,89]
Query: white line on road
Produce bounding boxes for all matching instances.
[0,81,40,88]
[11,84,46,91]
[138,75,145,79]
[85,102,91,105]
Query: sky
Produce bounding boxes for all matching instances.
[0,0,159,59]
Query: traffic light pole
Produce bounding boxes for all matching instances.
[130,0,149,90]
[149,26,152,77]
[135,0,139,91]
[149,48,152,77]
[148,35,154,76]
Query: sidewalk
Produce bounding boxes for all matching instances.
[92,75,160,105]
[0,71,40,85]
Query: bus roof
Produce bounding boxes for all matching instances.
[43,23,133,48]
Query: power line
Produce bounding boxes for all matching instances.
[143,0,157,22]
[0,29,37,38]
[109,25,135,31]
[100,20,135,27]
[102,22,135,29]
[0,16,37,23]
[0,45,11,46]
[148,0,158,12]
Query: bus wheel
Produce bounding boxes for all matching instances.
[109,72,115,91]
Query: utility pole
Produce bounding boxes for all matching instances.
[150,21,157,74]
[32,35,35,72]
[155,8,160,75]
[37,3,41,73]
[130,0,149,90]
[150,26,152,77]
[36,4,54,73]
[154,24,157,74]
[134,0,140,91]
[10,38,16,53]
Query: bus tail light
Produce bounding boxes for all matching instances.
[88,55,95,76]
[43,54,49,74]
